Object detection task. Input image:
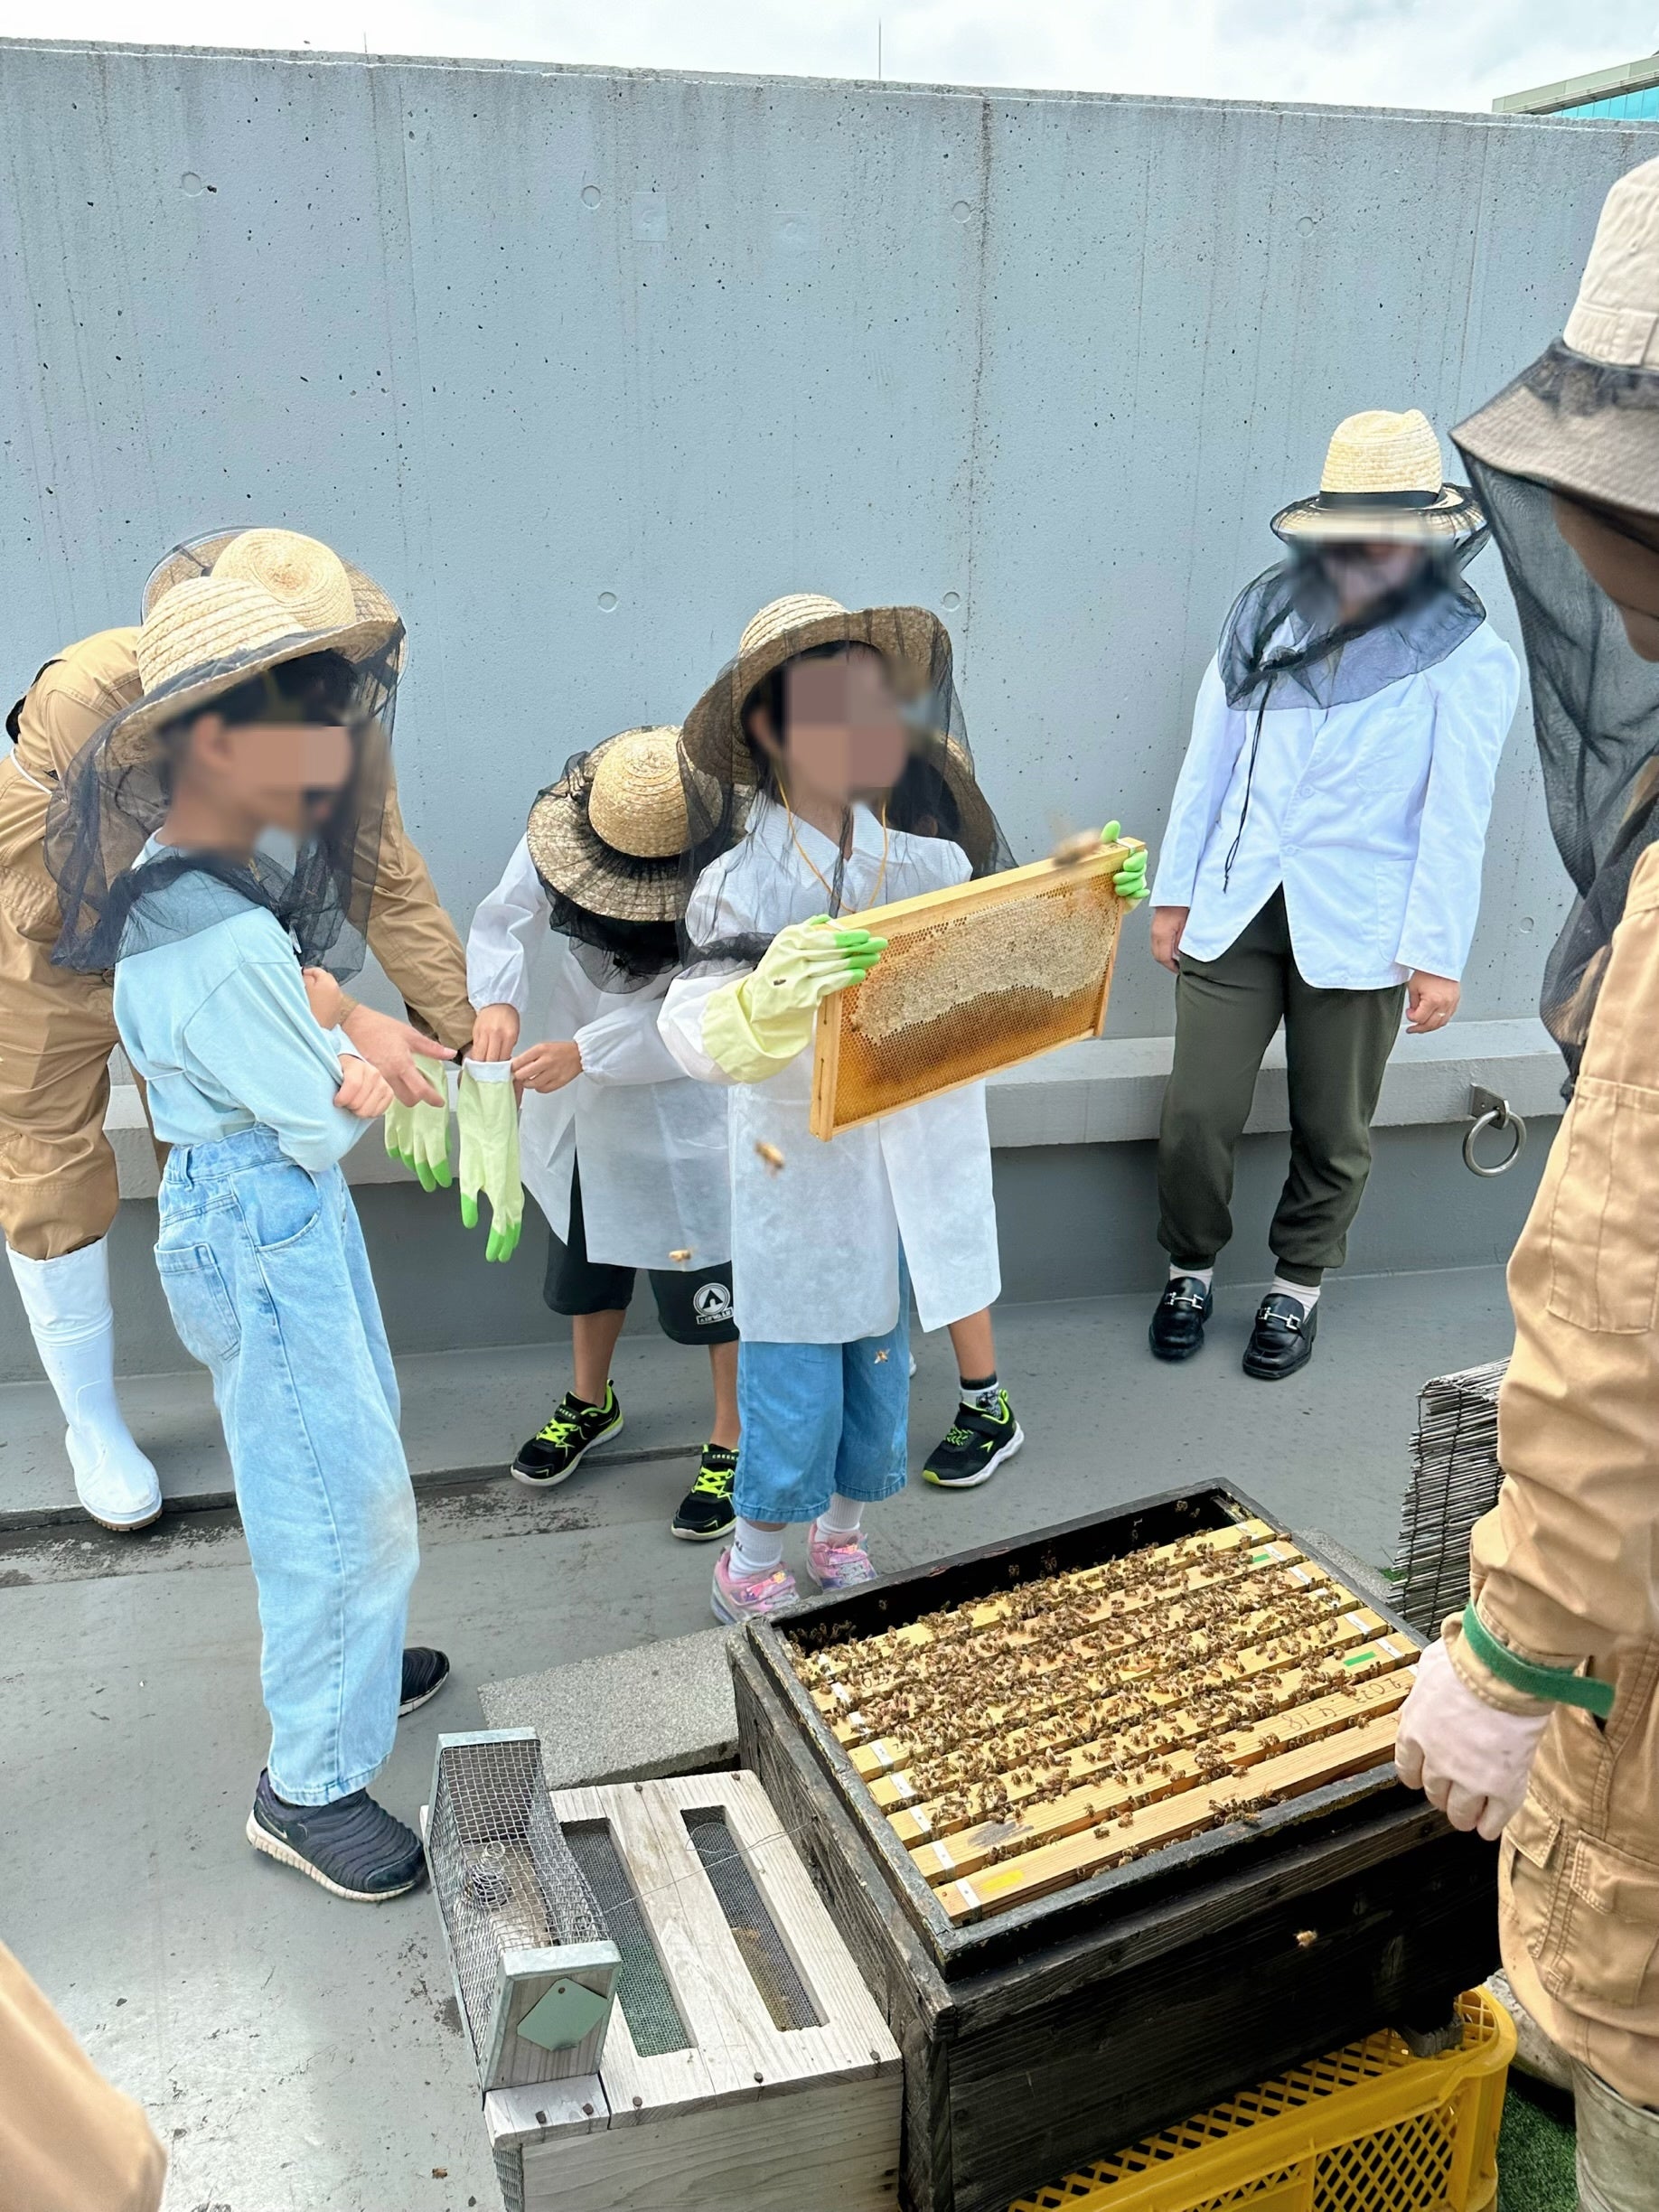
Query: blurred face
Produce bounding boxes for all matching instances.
[1551,492,1659,661]
[1319,539,1426,612]
[177,712,352,839]
[749,644,908,802]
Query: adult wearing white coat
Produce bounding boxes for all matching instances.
[466,728,737,1539]
[1148,409,1520,1377]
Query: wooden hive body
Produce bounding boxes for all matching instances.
[484,1770,903,2212]
[733,1487,1499,2212]
[810,841,1139,1139]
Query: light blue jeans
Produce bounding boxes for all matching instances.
[155,1129,419,1804]
[734,1268,911,1524]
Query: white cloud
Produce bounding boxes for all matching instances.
[0,0,1654,115]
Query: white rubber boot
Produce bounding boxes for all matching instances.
[7,1238,162,1530]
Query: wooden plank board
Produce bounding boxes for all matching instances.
[937,1708,1408,1924]
[809,839,1141,1137]
[882,1631,1419,1838]
[907,1668,1417,1883]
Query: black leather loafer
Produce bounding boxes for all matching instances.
[1148,1276,1214,1361]
[1242,1293,1317,1380]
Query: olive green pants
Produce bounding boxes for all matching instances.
[1156,890,1405,1286]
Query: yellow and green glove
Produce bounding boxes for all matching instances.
[1102,822,1148,904]
[456,1059,523,1262]
[704,916,886,1083]
[384,1054,453,1191]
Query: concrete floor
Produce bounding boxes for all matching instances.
[0,1268,1518,2212]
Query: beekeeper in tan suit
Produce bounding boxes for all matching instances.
[0,1942,165,2212]
[1394,160,1659,2212]
[2,529,473,1531]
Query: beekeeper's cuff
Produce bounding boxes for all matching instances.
[703,979,811,1083]
[1448,1604,1612,1720]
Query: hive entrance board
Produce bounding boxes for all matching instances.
[783,1514,1420,1926]
[809,840,1139,1139]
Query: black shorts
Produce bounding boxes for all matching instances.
[544,1166,738,1347]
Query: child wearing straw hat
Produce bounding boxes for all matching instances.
[660,594,1142,1622]
[464,726,741,1541]
[46,550,437,1903]
[1147,409,1519,1379]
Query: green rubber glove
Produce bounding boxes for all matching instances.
[703,917,886,1082]
[384,1054,453,1191]
[1101,822,1148,905]
[456,1061,523,1262]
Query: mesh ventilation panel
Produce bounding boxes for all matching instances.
[815,858,1124,1135]
[563,1821,691,2057]
[428,1736,606,2073]
[682,1808,821,2032]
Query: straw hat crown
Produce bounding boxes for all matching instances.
[586,726,691,859]
[1563,155,1659,369]
[739,594,852,661]
[1319,409,1444,498]
[211,529,358,633]
[135,576,322,696]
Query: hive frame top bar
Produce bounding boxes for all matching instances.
[743,1483,1424,1975]
[835,839,1140,934]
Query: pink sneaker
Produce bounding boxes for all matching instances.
[711,1551,801,1624]
[807,1526,878,1590]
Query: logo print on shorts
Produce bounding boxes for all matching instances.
[692,1280,734,1326]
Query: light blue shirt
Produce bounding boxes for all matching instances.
[113,848,366,1173]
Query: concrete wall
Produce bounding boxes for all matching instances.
[0,42,1645,1374]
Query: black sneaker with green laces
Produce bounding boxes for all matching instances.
[670,1444,738,1542]
[511,1384,623,1486]
[922,1391,1025,1490]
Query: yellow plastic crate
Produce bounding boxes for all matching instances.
[1010,1988,1516,2212]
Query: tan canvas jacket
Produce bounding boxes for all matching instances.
[1449,840,1659,2104]
[0,1942,165,2212]
[0,629,473,1048]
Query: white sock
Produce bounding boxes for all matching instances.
[730,1518,786,1578]
[1170,1263,1214,1289]
[959,1373,1001,1413]
[816,1493,865,1539]
[1270,1275,1321,1312]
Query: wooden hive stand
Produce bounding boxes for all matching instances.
[483,1770,903,2212]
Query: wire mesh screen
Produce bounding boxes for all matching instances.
[682,1808,821,2033]
[1392,1362,1507,1638]
[493,2142,525,2212]
[428,1737,606,2071]
[562,1821,691,2057]
[811,852,1126,1137]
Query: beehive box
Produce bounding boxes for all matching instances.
[810,841,1139,1138]
[483,1770,903,2212]
[732,1486,1499,2212]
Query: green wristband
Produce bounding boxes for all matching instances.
[1459,1606,1614,1719]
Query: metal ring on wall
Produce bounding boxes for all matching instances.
[1463,1105,1526,1178]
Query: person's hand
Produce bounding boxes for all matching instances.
[1150,905,1189,973]
[1407,971,1460,1034]
[385,1054,454,1189]
[471,1001,521,1062]
[1393,1637,1551,1842]
[1100,823,1148,905]
[301,966,347,1029]
[340,1001,457,1108]
[335,1054,394,1121]
[513,1040,584,1095]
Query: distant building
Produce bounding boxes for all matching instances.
[1495,53,1659,121]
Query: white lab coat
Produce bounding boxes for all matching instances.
[1149,623,1521,987]
[658,796,1001,1345]
[465,838,730,1270]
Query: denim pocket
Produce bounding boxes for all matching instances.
[155,1242,241,1367]
[236,1163,323,1253]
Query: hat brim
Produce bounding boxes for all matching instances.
[1271,484,1486,546]
[105,614,402,770]
[680,604,951,785]
[527,740,719,924]
[1455,369,1659,514]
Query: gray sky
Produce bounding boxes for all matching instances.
[0,0,1653,113]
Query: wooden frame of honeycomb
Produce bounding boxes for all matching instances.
[809,839,1141,1140]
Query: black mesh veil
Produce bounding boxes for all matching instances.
[527,744,683,995]
[46,640,401,979]
[1461,441,1659,1078]
[676,619,1013,969]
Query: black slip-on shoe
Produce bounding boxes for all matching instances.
[247,1772,426,1901]
[670,1445,738,1542]
[1242,1293,1318,1380]
[1148,1277,1214,1361]
[511,1384,623,1485]
[398,1646,451,1716]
